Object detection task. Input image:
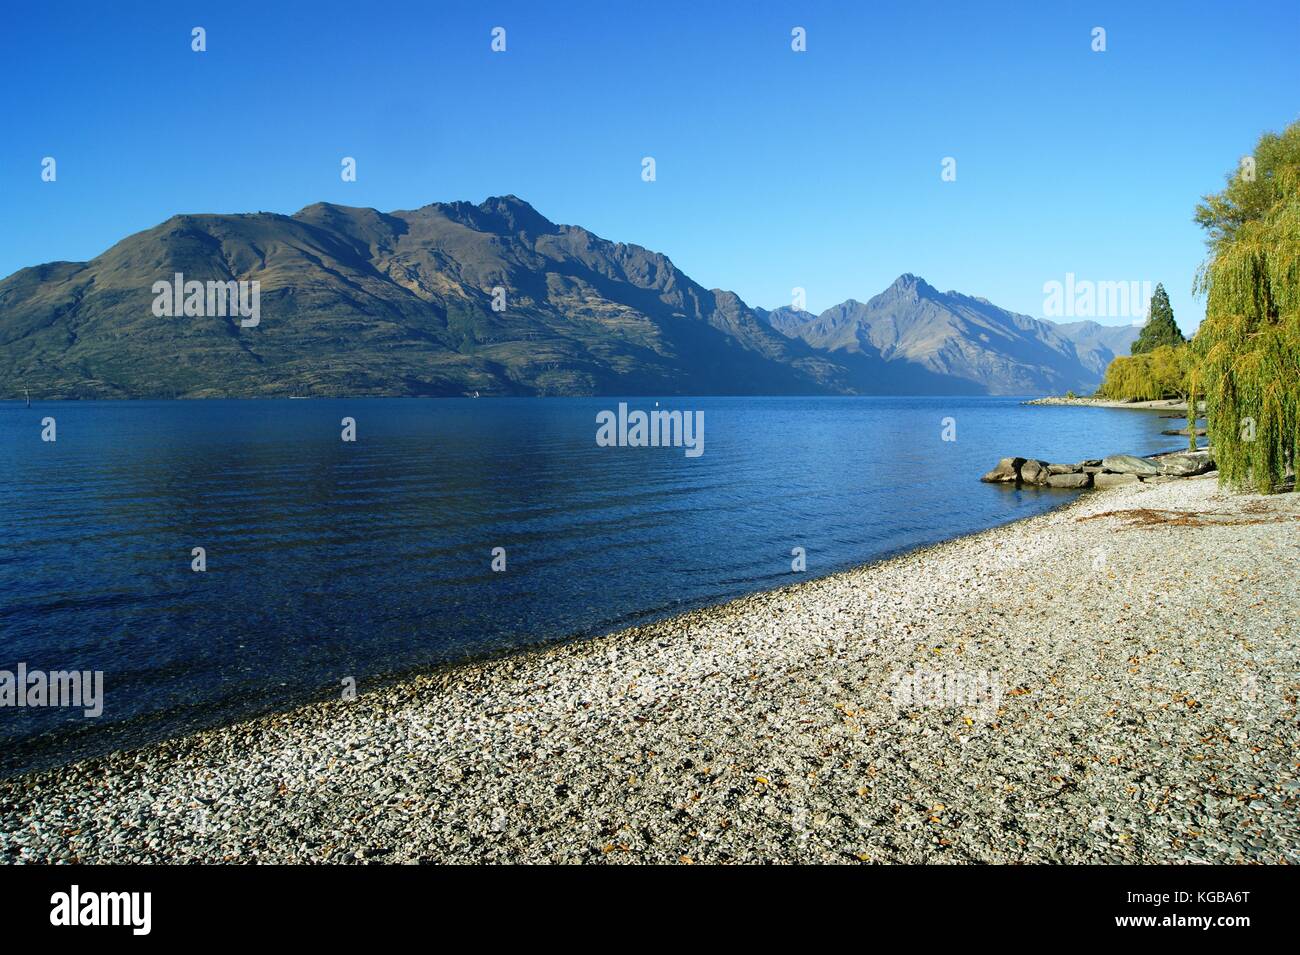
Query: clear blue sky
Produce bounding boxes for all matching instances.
[2,1,1297,331]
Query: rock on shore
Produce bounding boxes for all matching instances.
[982,449,1214,489]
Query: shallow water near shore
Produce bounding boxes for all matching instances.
[0,395,1181,775]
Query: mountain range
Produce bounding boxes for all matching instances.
[0,196,1137,398]
[758,280,1139,394]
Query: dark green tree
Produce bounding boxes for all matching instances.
[1131,284,1185,354]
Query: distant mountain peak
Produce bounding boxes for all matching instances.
[395,195,559,238]
[881,273,937,300]
[473,194,556,235]
[758,273,1126,395]
[292,200,376,220]
[477,193,540,215]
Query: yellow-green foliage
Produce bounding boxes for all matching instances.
[1192,121,1300,493]
[1098,344,1191,401]
[1095,121,1299,491]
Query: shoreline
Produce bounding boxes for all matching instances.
[2,476,1297,863]
[1024,396,1198,412]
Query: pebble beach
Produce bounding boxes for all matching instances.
[2,475,1298,864]
[1023,396,1195,411]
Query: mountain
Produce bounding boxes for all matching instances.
[761,275,1107,395]
[759,306,820,338]
[1050,320,1141,375]
[0,198,1102,398]
[0,197,966,398]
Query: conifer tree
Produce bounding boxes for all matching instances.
[1131,284,1185,354]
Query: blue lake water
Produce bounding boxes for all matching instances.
[0,396,1184,774]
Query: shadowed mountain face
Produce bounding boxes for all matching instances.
[1,198,1101,398]
[761,275,1116,395]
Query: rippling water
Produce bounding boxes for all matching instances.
[0,396,1181,774]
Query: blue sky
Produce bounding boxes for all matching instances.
[1,1,1296,331]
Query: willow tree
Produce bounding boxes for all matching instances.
[1191,121,1300,493]
[1098,344,1191,401]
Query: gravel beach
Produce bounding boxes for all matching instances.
[1024,396,1195,411]
[2,476,1297,864]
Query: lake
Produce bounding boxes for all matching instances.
[0,396,1183,774]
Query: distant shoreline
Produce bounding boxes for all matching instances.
[1024,395,1197,412]
[6,393,1185,404]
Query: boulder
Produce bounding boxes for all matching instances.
[980,456,1024,483]
[1047,472,1091,489]
[1094,471,1140,487]
[1158,450,1215,477]
[1047,463,1082,475]
[1101,454,1162,476]
[1019,459,1052,485]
